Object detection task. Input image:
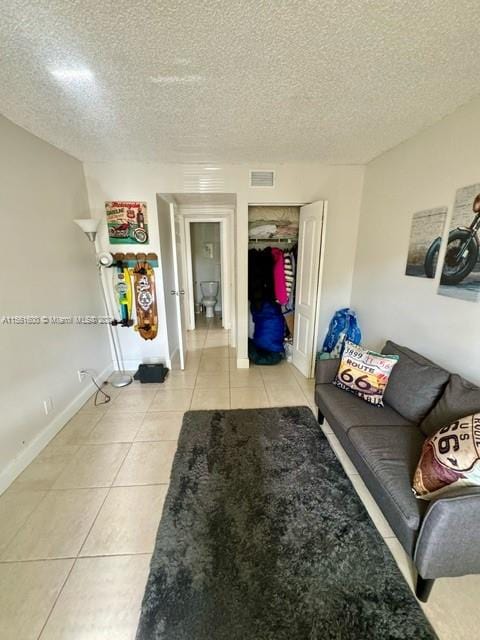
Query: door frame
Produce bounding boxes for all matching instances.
[168,202,187,370]
[181,207,235,338]
[308,201,328,377]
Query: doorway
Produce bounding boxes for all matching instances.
[158,193,236,371]
[188,222,222,329]
[185,218,231,331]
[183,212,233,335]
[247,200,326,378]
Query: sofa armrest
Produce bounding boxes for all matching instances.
[315,358,340,384]
[413,487,480,578]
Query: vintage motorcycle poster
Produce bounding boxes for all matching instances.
[105,201,149,245]
[437,183,480,303]
[405,206,448,278]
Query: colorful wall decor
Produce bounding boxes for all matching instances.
[105,201,149,245]
[437,183,480,303]
[405,207,448,278]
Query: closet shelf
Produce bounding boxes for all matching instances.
[248,237,297,244]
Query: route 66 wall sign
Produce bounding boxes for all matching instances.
[105,201,149,245]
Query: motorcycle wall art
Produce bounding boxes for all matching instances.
[105,201,149,245]
[427,184,480,303]
[405,206,448,279]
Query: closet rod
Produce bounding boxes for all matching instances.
[248,237,296,244]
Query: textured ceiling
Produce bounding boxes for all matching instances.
[1,1,480,164]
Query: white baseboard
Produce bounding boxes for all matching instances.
[236,357,250,369]
[169,348,180,370]
[123,359,142,372]
[0,362,114,496]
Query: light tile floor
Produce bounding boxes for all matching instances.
[0,320,478,639]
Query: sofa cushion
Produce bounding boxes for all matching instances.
[315,383,413,437]
[420,374,480,436]
[348,425,428,555]
[381,341,450,424]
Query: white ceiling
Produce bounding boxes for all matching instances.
[1,1,480,164]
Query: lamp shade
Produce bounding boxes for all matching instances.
[74,218,100,234]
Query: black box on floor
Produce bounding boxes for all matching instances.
[134,363,169,383]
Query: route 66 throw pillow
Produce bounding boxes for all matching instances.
[333,340,399,407]
[413,413,480,499]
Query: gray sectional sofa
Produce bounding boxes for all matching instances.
[315,340,480,602]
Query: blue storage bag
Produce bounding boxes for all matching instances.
[252,302,285,353]
[322,308,361,356]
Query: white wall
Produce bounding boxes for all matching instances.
[190,222,222,311]
[351,96,480,384]
[83,162,365,366]
[0,115,111,490]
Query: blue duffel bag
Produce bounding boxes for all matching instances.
[252,302,285,353]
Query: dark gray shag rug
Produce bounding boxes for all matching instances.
[137,406,437,640]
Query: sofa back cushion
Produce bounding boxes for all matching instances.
[420,374,480,436]
[381,341,450,423]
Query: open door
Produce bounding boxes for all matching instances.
[157,195,186,370]
[292,201,325,378]
[169,204,187,369]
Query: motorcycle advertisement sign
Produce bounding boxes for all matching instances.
[405,207,448,278]
[437,183,480,303]
[105,201,149,245]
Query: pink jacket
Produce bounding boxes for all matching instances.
[271,248,288,305]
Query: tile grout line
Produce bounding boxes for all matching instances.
[0,491,52,562]
[75,441,133,558]
[2,442,95,557]
[0,545,172,565]
[35,557,77,640]
[34,546,154,640]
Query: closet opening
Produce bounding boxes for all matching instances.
[248,202,326,378]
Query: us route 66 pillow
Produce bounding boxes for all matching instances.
[333,340,399,407]
[413,413,480,500]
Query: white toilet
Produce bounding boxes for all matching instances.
[200,281,219,318]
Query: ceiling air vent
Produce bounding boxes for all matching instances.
[250,170,275,188]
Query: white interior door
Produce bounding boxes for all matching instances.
[169,204,187,369]
[292,201,325,377]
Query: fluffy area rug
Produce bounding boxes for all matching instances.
[137,406,437,640]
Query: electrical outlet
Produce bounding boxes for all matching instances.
[77,369,88,382]
[43,397,54,416]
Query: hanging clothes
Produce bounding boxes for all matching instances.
[283,252,294,297]
[248,248,275,311]
[271,247,288,305]
[281,248,296,336]
[248,243,300,363]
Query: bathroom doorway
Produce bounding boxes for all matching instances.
[189,222,222,328]
[158,193,236,369]
[183,214,233,333]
